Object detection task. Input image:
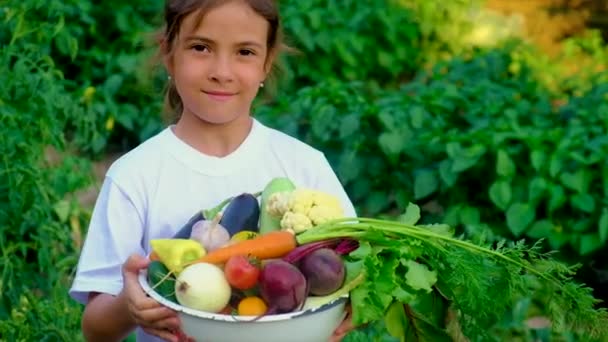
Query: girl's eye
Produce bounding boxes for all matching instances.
[191,44,208,52]
[239,49,255,56]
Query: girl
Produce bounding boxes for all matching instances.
[69,1,357,341]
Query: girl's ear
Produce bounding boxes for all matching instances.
[160,39,174,76]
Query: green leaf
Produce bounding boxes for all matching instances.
[442,206,461,228]
[452,156,479,173]
[570,193,595,213]
[395,189,411,213]
[527,219,554,239]
[530,150,546,172]
[548,185,567,212]
[378,131,405,158]
[489,180,512,210]
[506,203,536,237]
[392,287,417,304]
[403,260,437,293]
[528,177,547,204]
[560,170,591,193]
[103,74,124,96]
[571,219,592,233]
[378,50,394,69]
[365,192,390,215]
[511,298,533,324]
[350,241,372,260]
[402,309,452,342]
[54,31,79,60]
[336,41,358,67]
[414,169,438,200]
[439,160,458,187]
[339,114,360,139]
[496,149,515,177]
[409,291,448,328]
[447,143,486,173]
[445,142,460,158]
[337,150,361,183]
[409,106,426,129]
[385,301,407,339]
[548,231,570,250]
[398,203,421,225]
[344,260,365,285]
[603,166,608,197]
[53,200,70,223]
[599,209,608,244]
[579,234,603,255]
[549,154,563,178]
[459,206,480,225]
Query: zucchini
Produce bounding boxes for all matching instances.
[259,177,296,234]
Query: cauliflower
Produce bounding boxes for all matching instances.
[266,191,291,217]
[274,188,345,232]
[312,191,342,209]
[308,204,343,225]
[288,189,316,215]
[280,211,313,233]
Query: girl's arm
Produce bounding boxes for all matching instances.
[81,254,181,342]
[82,292,135,342]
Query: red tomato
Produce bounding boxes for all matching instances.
[224,255,260,290]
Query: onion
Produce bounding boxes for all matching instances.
[175,263,231,313]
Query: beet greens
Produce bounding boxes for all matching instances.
[295,203,608,341]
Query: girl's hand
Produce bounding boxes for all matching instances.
[330,305,355,342]
[122,254,182,342]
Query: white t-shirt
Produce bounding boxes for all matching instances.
[69,118,356,342]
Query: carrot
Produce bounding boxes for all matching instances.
[194,231,296,265]
[149,251,160,261]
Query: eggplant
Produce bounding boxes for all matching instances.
[172,210,205,239]
[219,193,260,235]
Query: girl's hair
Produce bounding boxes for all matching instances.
[157,0,289,122]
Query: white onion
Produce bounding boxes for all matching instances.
[175,263,231,313]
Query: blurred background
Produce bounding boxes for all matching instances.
[1,0,607,340]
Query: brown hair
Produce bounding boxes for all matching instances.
[157,0,289,122]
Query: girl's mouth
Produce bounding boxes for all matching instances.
[203,90,235,102]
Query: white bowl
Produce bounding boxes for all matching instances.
[138,269,348,342]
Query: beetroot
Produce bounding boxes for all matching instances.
[299,248,345,296]
[282,239,341,264]
[259,260,308,314]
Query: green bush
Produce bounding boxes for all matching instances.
[4,0,166,157]
[279,0,421,89]
[0,6,93,339]
[257,45,608,258]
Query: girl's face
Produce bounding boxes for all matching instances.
[166,1,272,126]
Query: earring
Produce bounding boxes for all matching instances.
[260,82,265,88]
[168,75,172,80]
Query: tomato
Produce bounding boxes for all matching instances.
[224,255,260,290]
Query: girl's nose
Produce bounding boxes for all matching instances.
[208,55,234,83]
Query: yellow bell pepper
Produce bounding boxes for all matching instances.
[150,239,206,274]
